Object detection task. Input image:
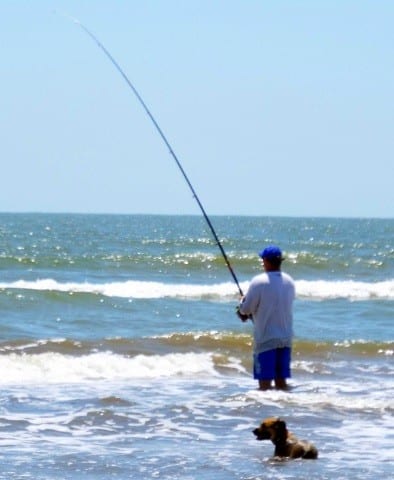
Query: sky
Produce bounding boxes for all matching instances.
[1,1,393,218]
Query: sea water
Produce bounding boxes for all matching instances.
[0,213,392,479]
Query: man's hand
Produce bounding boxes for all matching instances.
[236,305,250,322]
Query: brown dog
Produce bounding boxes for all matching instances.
[253,417,318,459]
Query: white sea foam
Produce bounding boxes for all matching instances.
[1,278,393,300]
[246,379,394,413]
[0,351,218,385]
[296,279,394,300]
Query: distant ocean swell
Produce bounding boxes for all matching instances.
[1,249,391,273]
[1,278,393,300]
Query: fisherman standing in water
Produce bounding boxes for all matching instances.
[237,246,295,391]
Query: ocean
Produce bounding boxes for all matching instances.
[0,213,392,479]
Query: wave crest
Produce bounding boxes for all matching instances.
[1,278,393,300]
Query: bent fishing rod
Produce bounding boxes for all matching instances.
[65,15,244,296]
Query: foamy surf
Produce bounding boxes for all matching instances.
[0,351,218,384]
[1,278,393,300]
[245,378,394,414]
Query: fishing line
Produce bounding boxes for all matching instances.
[62,14,244,296]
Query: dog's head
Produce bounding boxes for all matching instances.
[253,417,288,442]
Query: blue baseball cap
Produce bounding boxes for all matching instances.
[258,245,283,260]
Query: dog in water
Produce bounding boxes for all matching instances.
[253,417,318,459]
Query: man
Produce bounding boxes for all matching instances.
[237,245,295,390]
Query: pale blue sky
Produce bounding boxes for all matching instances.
[1,1,393,217]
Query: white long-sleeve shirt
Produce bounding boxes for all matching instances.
[239,270,295,354]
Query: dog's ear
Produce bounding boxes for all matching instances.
[274,419,287,435]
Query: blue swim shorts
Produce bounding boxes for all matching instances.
[253,347,291,380]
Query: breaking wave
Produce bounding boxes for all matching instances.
[1,278,393,300]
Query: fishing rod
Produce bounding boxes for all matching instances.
[65,15,244,296]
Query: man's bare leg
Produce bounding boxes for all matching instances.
[258,380,272,390]
[274,378,289,390]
